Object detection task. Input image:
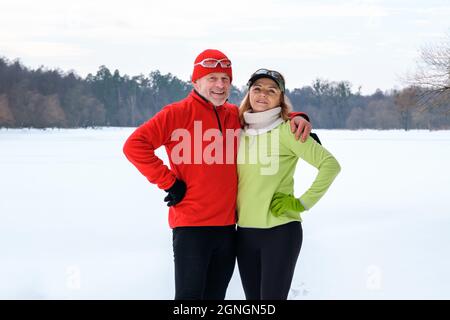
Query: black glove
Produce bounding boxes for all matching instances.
[164,179,187,207]
[310,132,322,145]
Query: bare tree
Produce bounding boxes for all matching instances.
[409,33,450,110]
[394,87,418,131]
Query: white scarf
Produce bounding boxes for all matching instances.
[243,107,284,136]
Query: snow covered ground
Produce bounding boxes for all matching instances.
[1,128,449,299]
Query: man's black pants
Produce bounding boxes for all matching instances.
[172,225,236,300]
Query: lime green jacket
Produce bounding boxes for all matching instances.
[237,121,341,228]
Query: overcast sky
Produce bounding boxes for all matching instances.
[1,0,449,94]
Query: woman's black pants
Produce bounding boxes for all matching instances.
[237,221,302,300]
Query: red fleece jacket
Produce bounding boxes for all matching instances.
[123,90,308,228]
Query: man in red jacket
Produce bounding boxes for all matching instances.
[123,49,312,300]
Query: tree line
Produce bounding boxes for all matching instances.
[0,56,449,129]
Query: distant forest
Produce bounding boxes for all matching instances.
[1,56,449,129]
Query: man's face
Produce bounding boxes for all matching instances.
[193,72,231,106]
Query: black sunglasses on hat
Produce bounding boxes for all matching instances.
[247,68,286,93]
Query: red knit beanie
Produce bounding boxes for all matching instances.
[191,49,233,83]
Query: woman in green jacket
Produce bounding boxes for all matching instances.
[236,69,341,300]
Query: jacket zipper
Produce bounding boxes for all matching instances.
[213,106,223,135]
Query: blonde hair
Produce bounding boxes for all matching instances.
[238,91,293,126]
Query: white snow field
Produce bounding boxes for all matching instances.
[1,128,449,299]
